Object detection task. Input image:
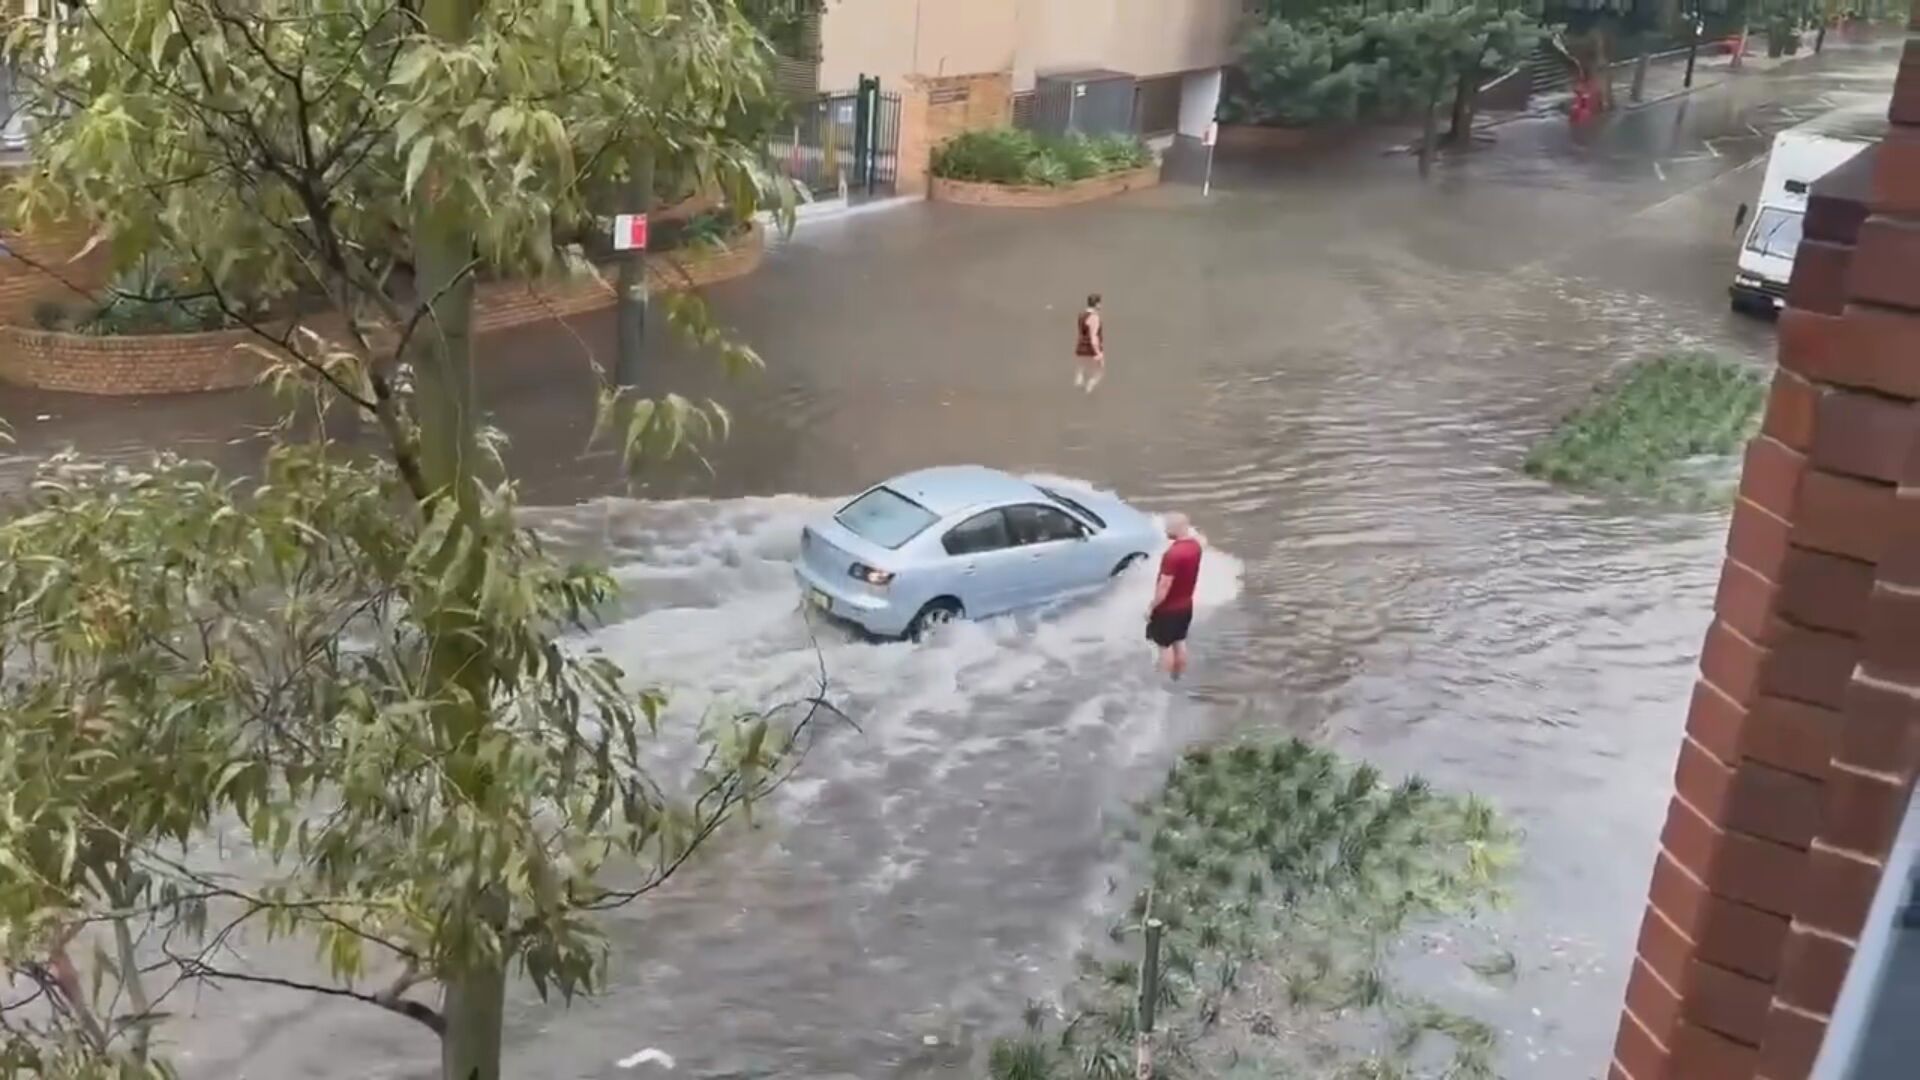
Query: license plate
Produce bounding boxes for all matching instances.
[807,588,830,611]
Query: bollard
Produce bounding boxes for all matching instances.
[1135,915,1164,1079]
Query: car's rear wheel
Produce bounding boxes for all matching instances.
[1112,553,1148,577]
[908,598,964,642]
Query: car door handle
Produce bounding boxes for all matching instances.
[962,563,977,575]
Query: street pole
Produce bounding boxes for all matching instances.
[1683,8,1700,89]
[1201,121,1217,198]
[614,136,654,388]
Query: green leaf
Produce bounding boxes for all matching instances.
[405,135,435,195]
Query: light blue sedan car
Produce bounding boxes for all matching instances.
[794,466,1162,639]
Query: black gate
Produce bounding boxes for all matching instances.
[769,77,900,198]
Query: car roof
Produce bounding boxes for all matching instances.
[881,466,1040,517]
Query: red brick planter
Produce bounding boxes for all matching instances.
[928,165,1161,208]
[0,223,765,396]
[0,324,263,396]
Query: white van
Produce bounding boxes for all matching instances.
[1731,105,1886,315]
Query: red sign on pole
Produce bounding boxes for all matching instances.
[1202,121,1218,148]
[612,213,649,252]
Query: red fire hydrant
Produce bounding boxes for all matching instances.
[1570,79,1597,125]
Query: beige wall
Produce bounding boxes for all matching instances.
[818,0,1239,93]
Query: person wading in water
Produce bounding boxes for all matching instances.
[1074,293,1105,393]
[1146,513,1202,679]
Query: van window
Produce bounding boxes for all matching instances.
[836,487,937,549]
[1745,207,1805,261]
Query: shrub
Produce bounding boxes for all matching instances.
[1023,151,1071,186]
[930,127,1043,184]
[1226,6,1541,128]
[930,128,1153,187]
[652,208,745,252]
[30,299,71,330]
[1052,136,1100,181]
[1523,352,1767,500]
[74,260,250,336]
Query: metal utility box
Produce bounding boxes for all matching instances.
[1030,70,1136,138]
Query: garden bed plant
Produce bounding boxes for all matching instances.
[1524,351,1767,502]
[987,738,1517,1079]
[930,128,1153,188]
[29,260,264,335]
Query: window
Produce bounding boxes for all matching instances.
[1745,207,1805,261]
[836,487,937,549]
[1006,504,1086,546]
[1038,486,1106,530]
[942,510,1013,556]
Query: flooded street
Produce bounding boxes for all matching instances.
[1,43,1903,1079]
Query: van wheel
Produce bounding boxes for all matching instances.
[1112,553,1148,577]
[908,598,964,642]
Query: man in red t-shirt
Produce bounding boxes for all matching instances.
[1146,513,1202,678]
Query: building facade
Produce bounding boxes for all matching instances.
[814,0,1239,140]
[1608,13,1920,1078]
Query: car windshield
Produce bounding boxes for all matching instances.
[1746,207,1804,261]
[1038,486,1106,530]
[835,486,938,549]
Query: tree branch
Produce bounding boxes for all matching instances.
[170,959,446,1036]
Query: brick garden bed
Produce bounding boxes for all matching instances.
[0,222,765,396]
[928,165,1161,208]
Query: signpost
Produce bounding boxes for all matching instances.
[612,212,649,252]
[1201,121,1218,198]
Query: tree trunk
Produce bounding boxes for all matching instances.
[410,197,480,498]
[1591,28,1615,112]
[404,4,507,1077]
[440,961,507,1080]
[1447,67,1477,145]
[614,137,655,388]
[410,0,482,500]
[1419,77,1441,177]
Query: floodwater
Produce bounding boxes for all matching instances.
[0,41,1904,1080]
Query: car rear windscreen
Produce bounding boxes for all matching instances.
[835,487,938,549]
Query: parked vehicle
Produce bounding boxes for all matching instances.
[1730,104,1886,315]
[793,466,1161,640]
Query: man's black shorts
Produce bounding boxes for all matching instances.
[1146,608,1192,648]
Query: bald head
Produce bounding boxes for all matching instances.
[1163,512,1191,540]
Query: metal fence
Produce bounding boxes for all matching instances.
[767,81,900,199]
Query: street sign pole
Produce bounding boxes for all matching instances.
[1684,9,1702,89]
[612,139,652,388]
[1201,121,1218,198]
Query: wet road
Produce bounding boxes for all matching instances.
[4,42,1903,1079]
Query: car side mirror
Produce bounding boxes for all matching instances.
[1733,202,1749,235]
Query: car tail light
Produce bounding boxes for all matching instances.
[849,562,894,586]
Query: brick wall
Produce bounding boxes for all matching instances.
[0,218,110,325]
[897,71,1015,196]
[0,224,766,396]
[1610,19,1920,1080]
[0,324,264,395]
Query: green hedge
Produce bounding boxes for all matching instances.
[930,128,1152,187]
[1524,352,1767,500]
